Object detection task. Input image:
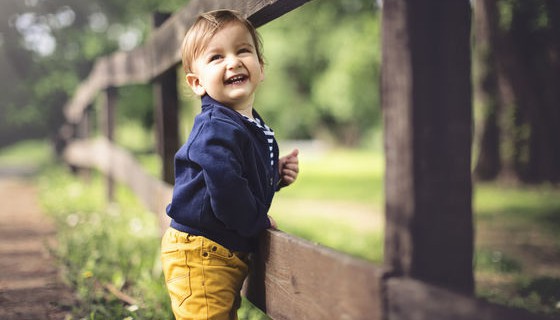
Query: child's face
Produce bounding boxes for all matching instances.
[186,22,264,111]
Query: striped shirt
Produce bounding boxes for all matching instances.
[243,116,275,167]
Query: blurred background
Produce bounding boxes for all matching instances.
[0,0,559,319]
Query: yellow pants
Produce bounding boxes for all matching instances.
[160,228,249,320]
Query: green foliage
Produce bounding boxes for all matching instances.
[256,0,381,145]
[115,84,155,131]
[517,277,560,314]
[238,299,270,320]
[114,119,155,153]
[479,276,560,317]
[38,166,172,319]
[2,0,381,147]
[0,0,188,146]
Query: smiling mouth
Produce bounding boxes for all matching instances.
[225,75,248,85]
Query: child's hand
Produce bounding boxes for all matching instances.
[278,149,299,188]
[268,215,277,229]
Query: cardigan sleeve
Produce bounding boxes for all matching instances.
[188,117,271,237]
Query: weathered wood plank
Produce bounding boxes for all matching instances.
[63,0,315,124]
[62,138,172,233]
[244,230,384,320]
[382,0,474,294]
[386,278,550,320]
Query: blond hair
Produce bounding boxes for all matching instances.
[181,10,264,74]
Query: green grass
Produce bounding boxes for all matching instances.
[269,147,385,262]
[473,182,560,317]
[474,183,560,235]
[276,148,384,205]
[0,139,53,167]
[37,165,172,319]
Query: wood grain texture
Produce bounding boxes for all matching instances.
[387,278,550,320]
[244,230,384,320]
[382,0,474,294]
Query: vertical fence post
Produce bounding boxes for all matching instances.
[78,105,92,140]
[103,86,118,201]
[382,0,474,295]
[77,105,93,181]
[153,12,180,185]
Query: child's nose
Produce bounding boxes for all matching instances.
[226,56,242,69]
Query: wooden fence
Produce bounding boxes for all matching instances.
[59,0,551,319]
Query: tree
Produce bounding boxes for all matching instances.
[473,0,560,183]
[255,0,381,146]
[0,0,186,147]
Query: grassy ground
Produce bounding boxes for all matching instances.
[1,139,559,318]
[474,184,560,316]
[38,165,172,319]
[270,147,385,262]
[0,140,52,167]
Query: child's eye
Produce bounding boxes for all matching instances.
[238,48,252,54]
[209,54,222,62]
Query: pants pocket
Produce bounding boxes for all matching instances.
[161,246,192,307]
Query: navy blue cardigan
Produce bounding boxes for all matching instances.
[167,95,280,252]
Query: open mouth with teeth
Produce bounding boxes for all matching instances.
[225,74,248,85]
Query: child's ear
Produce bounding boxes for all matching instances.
[186,73,206,96]
[259,63,265,82]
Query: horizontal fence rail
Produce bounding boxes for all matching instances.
[244,231,384,319]
[63,137,172,231]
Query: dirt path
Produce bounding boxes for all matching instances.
[0,172,75,320]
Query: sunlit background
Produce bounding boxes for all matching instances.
[1,0,559,319]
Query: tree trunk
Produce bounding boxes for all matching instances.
[474,0,560,184]
[473,0,501,180]
[520,0,560,183]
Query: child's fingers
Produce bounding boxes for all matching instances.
[268,215,278,229]
[282,162,299,172]
[282,175,296,184]
[281,167,298,183]
[285,148,299,158]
